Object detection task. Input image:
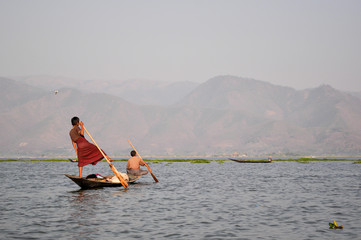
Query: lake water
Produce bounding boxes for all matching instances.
[0,160,360,240]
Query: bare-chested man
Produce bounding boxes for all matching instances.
[126,150,148,176]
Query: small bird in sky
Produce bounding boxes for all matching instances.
[54,90,59,95]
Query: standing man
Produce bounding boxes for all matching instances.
[69,116,112,177]
[127,150,148,176]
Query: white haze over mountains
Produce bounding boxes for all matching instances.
[14,75,199,106]
[1,75,361,158]
[1,0,361,92]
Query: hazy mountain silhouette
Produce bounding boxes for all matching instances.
[175,76,361,155]
[1,76,361,157]
[0,77,45,111]
[15,75,198,106]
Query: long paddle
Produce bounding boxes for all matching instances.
[83,125,128,188]
[128,139,159,183]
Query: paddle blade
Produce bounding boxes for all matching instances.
[109,164,128,188]
[151,172,159,182]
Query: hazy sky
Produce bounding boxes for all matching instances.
[1,0,361,91]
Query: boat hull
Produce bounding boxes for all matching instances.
[230,158,272,163]
[65,174,140,189]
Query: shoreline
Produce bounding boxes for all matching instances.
[1,158,361,164]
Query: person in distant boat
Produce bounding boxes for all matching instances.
[69,116,112,177]
[126,150,148,176]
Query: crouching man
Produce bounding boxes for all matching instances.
[127,150,148,176]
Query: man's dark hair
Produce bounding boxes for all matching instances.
[130,150,136,157]
[71,116,79,126]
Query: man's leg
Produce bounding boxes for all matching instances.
[140,169,148,176]
[127,168,147,176]
[79,166,83,177]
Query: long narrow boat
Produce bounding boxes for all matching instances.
[229,158,272,163]
[65,174,141,189]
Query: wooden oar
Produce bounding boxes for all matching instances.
[128,139,159,182]
[83,125,128,188]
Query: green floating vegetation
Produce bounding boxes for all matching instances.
[0,158,213,163]
[147,159,211,164]
[0,158,70,162]
[329,221,343,229]
[44,159,71,162]
[0,159,19,162]
[1,158,360,164]
[111,159,128,162]
[273,158,357,162]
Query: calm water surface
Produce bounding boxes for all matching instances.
[0,161,360,239]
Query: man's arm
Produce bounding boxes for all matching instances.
[139,157,146,166]
[72,141,78,155]
[79,121,84,136]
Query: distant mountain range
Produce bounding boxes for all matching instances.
[1,75,361,158]
[14,75,199,106]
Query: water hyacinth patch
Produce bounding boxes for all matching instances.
[329,220,343,229]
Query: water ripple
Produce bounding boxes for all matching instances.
[0,161,360,239]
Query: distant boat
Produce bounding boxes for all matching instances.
[229,158,272,163]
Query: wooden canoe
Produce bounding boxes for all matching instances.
[230,158,272,163]
[65,174,141,189]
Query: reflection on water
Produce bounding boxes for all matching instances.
[67,191,101,239]
[0,161,360,239]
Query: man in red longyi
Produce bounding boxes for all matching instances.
[69,116,111,177]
